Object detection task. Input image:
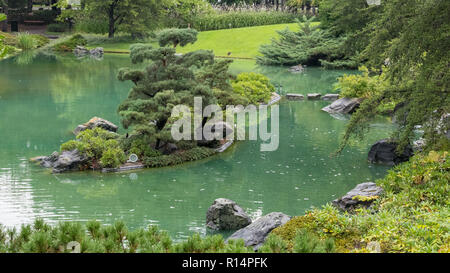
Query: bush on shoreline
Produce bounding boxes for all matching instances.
[271,151,450,253]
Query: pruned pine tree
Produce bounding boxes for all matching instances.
[117,28,243,150]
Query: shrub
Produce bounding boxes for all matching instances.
[335,66,388,99]
[144,147,216,168]
[16,33,36,50]
[74,18,109,34]
[60,128,124,169]
[53,34,87,52]
[231,72,274,104]
[47,23,67,33]
[100,147,126,168]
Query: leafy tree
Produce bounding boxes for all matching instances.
[82,0,169,38]
[339,0,450,153]
[117,28,243,150]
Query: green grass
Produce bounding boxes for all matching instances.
[85,23,305,58]
[178,23,300,59]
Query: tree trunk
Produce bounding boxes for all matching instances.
[108,12,115,38]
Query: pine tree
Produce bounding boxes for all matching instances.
[118,28,243,151]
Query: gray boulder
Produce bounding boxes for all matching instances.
[206,198,251,231]
[368,139,413,165]
[307,93,321,100]
[52,149,88,173]
[332,182,383,212]
[73,46,89,57]
[286,93,304,101]
[89,47,104,58]
[322,94,340,101]
[73,46,104,58]
[74,117,118,135]
[322,97,363,114]
[226,212,290,250]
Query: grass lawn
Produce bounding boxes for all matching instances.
[86,23,304,58]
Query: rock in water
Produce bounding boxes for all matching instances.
[332,182,384,212]
[321,97,363,114]
[74,117,118,135]
[307,93,321,100]
[206,198,251,230]
[89,47,104,58]
[226,212,290,250]
[286,93,304,101]
[288,65,305,74]
[368,139,413,165]
[322,94,340,101]
[73,45,89,57]
[52,149,88,173]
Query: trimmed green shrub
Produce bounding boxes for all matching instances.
[100,147,126,168]
[232,72,274,104]
[60,128,124,169]
[144,147,216,168]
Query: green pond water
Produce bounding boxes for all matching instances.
[0,53,392,240]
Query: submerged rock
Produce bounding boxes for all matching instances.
[206,198,251,231]
[226,212,290,250]
[286,93,304,100]
[321,97,363,114]
[322,94,340,101]
[368,139,413,165]
[74,117,118,135]
[332,182,384,212]
[288,65,305,74]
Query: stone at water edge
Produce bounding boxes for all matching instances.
[321,97,363,114]
[307,93,321,100]
[206,198,251,231]
[226,212,290,251]
[322,94,340,101]
[52,149,89,173]
[368,139,413,165]
[73,117,118,135]
[286,93,304,101]
[332,182,384,212]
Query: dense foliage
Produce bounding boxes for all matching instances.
[60,128,126,169]
[257,16,357,68]
[337,0,450,153]
[232,72,275,104]
[271,151,450,253]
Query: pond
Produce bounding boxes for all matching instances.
[0,53,392,240]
